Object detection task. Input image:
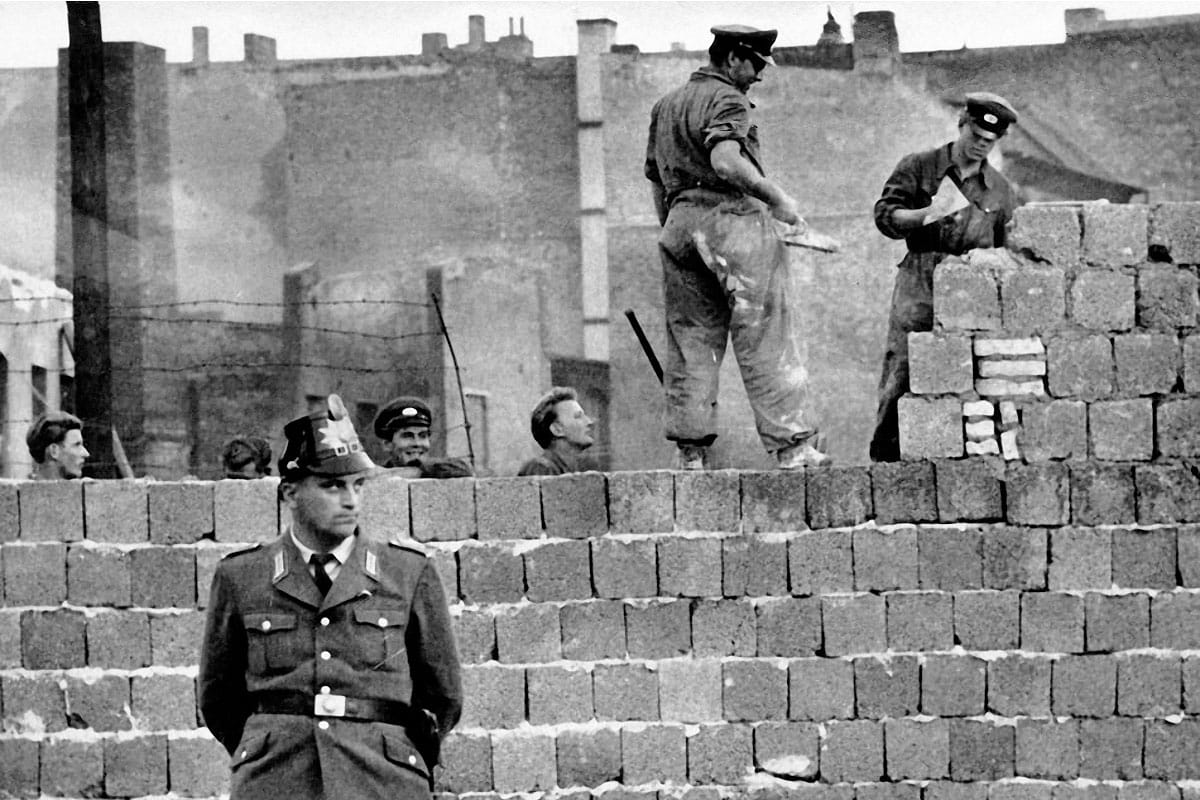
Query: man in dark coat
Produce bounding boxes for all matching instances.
[373,396,473,478]
[199,394,463,800]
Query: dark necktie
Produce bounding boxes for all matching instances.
[309,553,335,596]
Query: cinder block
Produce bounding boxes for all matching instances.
[104,734,168,797]
[0,483,15,544]
[887,592,953,651]
[1083,202,1149,266]
[67,544,132,607]
[1136,463,1200,524]
[213,479,278,543]
[149,610,204,667]
[741,470,806,533]
[1150,593,1200,649]
[927,783,988,800]
[948,719,1014,780]
[1021,592,1085,653]
[855,655,919,718]
[935,458,1003,521]
[1019,400,1087,461]
[1046,335,1113,399]
[755,721,819,779]
[658,536,722,597]
[410,478,475,542]
[0,738,39,797]
[168,736,231,798]
[909,332,974,394]
[934,257,1001,331]
[1053,655,1116,717]
[358,476,409,541]
[1114,334,1180,395]
[1001,264,1067,332]
[898,397,963,459]
[495,604,560,663]
[723,534,787,597]
[559,604,624,662]
[1144,719,1200,779]
[625,600,690,659]
[1117,654,1182,717]
[658,658,722,722]
[84,480,148,543]
[789,530,852,595]
[1090,399,1154,461]
[724,659,788,721]
[1016,718,1079,779]
[983,527,1047,590]
[687,723,753,785]
[1,673,66,733]
[19,480,82,542]
[4,542,66,605]
[1070,268,1135,331]
[1049,527,1112,590]
[1006,463,1070,526]
[988,654,1051,716]
[458,543,523,604]
[1151,202,1200,264]
[41,738,105,798]
[854,527,918,591]
[607,471,673,534]
[592,537,655,599]
[1010,205,1081,264]
[821,719,884,781]
[674,470,739,532]
[22,607,85,668]
[1186,657,1200,714]
[822,594,885,656]
[1085,592,1150,652]
[1138,264,1199,330]
[955,591,1019,650]
[541,472,607,538]
[886,718,949,780]
[526,665,592,724]
[1113,528,1177,589]
[459,664,524,728]
[63,672,131,731]
[693,599,755,656]
[1158,397,1200,457]
[132,673,196,730]
[147,482,213,544]
[86,610,150,669]
[524,540,591,602]
[806,466,872,529]
[1071,464,1136,526]
[130,546,196,608]
[0,609,18,668]
[870,461,937,524]
[1080,718,1144,779]
[623,724,687,784]
[1186,335,1200,392]
[454,608,496,664]
[788,658,853,720]
[491,730,556,792]
[922,655,986,716]
[1181,527,1200,588]
[557,726,620,786]
[919,527,982,589]
[593,662,658,721]
[475,477,541,540]
[438,731,493,793]
[1121,782,1183,800]
[756,597,821,657]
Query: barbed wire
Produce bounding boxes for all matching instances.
[0,314,444,340]
[0,296,433,309]
[0,360,458,375]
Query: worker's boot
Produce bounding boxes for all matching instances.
[776,439,832,469]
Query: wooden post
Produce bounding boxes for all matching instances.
[66,1,115,477]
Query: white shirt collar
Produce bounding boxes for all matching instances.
[289,528,356,569]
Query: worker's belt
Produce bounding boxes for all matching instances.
[251,690,413,725]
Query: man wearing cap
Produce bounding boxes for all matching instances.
[221,435,272,479]
[869,92,1021,462]
[26,410,89,480]
[517,386,597,476]
[373,396,473,479]
[645,24,831,470]
[199,394,463,799]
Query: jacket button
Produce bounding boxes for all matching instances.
[408,755,417,765]
[320,651,331,660]
[320,686,331,694]
[241,750,247,758]
[318,720,329,731]
[378,617,388,627]
[320,617,330,626]
[261,620,271,631]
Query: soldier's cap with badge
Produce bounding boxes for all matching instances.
[964,91,1018,136]
[711,24,778,66]
[278,394,376,479]
[373,396,433,440]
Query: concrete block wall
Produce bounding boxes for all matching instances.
[2,468,1200,799]
[903,202,1200,464]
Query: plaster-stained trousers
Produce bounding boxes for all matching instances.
[659,191,816,453]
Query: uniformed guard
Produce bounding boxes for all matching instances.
[372,396,473,478]
[199,394,463,799]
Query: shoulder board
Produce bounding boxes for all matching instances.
[221,543,263,560]
[388,535,428,557]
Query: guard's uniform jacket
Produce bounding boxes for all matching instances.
[199,530,462,800]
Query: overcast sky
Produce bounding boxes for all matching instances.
[1,0,1198,67]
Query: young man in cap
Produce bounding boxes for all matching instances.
[645,24,830,471]
[517,386,597,476]
[869,92,1020,462]
[26,410,89,480]
[373,396,473,478]
[199,394,463,800]
[220,435,272,479]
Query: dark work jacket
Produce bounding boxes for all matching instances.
[383,456,473,479]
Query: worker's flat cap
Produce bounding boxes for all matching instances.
[711,24,778,66]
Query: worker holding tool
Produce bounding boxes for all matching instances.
[644,23,832,470]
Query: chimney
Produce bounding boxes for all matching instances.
[192,26,209,66]
[508,17,514,36]
[467,14,485,50]
[1065,8,1106,36]
[852,11,900,75]
[422,32,448,57]
[577,18,617,56]
[243,33,277,65]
